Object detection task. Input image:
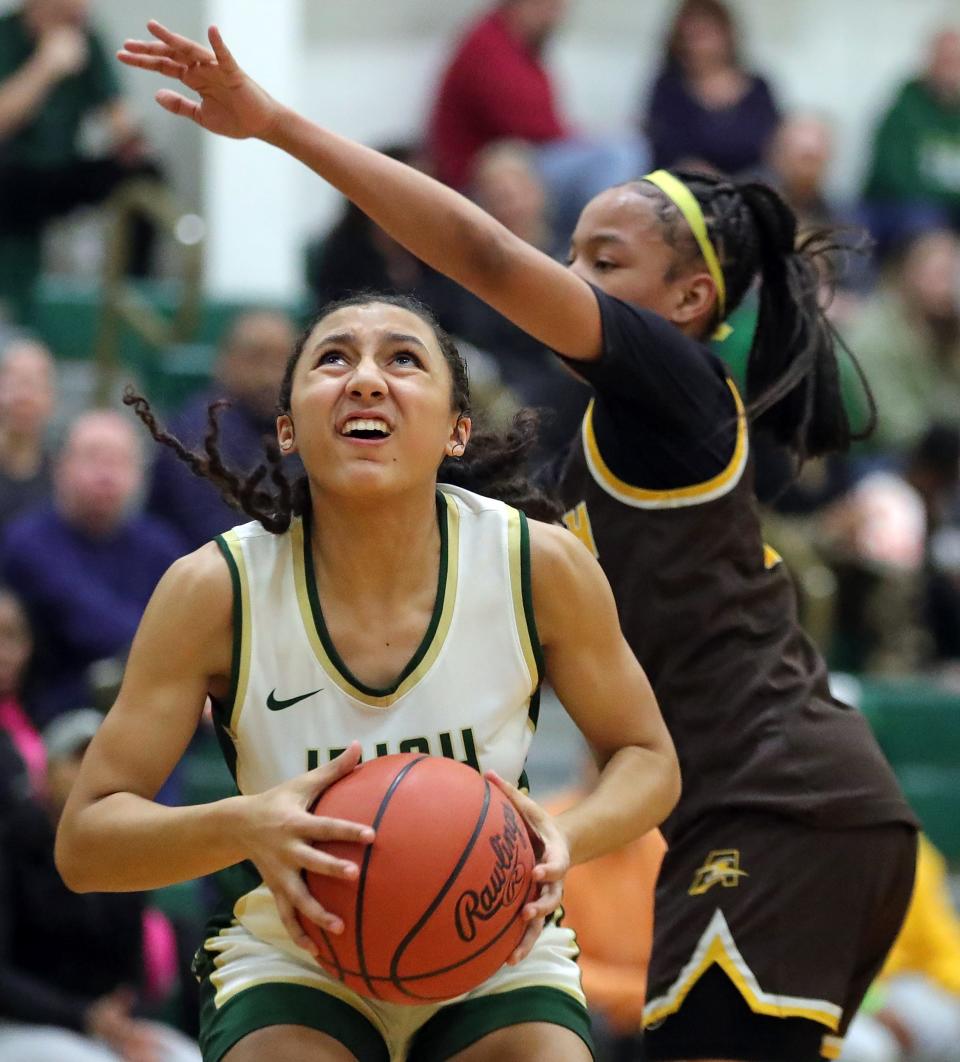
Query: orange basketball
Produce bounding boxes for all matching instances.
[298,753,537,1004]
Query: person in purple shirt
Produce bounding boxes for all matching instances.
[146,308,298,553]
[1,409,185,725]
[641,0,780,176]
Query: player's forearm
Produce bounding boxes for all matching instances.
[55,790,251,893]
[264,108,519,299]
[556,745,680,867]
[0,57,59,139]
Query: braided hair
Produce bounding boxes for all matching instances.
[125,293,561,533]
[632,171,874,461]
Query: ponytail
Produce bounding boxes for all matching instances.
[639,170,875,463]
[737,182,874,460]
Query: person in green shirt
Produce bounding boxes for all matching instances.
[862,28,960,258]
[0,0,160,323]
[842,229,960,457]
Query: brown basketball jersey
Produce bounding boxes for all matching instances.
[555,289,916,842]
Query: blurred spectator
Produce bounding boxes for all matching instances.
[471,139,558,253]
[0,334,57,533]
[147,309,298,552]
[843,230,960,456]
[910,426,960,665]
[763,111,873,300]
[545,769,665,1062]
[460,141,590,457]
[808,426,960,674]
[840,835,960,1062]
[0,0,162,322]
[0,708,200,1061]
[305,145,466,332]
[1,410,184,725]
[0,586,44,795]
[641,0,780,175]
[427,0,645,238]
[765,112,840,230]
[862,29,960,258]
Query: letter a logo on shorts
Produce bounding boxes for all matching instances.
[688,849,748,896]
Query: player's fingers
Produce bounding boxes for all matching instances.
[278,880,345,954]
[306,814,375,845]
[532,846,567,882]
[524,879,563,922]
[485,770,547,830]
[273,889,322,956]
[147,20,215,63]
[302,741,363,797]
[507,917,544,965]
[121,38,177,57]
[155,89,202,124]
[295,842,361,882]
[208,25,240,73]
[288,875,345,935]
[117,51,186,79]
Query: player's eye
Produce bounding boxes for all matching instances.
[392,350,423,368]
[315,349,347,367]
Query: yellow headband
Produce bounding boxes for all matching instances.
[642,169,731,340]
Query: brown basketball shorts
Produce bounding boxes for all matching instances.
[642,810,917,1062]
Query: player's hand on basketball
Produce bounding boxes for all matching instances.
[486,770,569,965]
[241,742,375,957]
[117,23,283,140]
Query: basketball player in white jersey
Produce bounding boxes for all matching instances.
[56,292,679,1062]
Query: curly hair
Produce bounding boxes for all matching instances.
[125,292,561,532]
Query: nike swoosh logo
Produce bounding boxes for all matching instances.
[266,688,324,711]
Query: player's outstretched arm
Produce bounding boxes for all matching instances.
[54,543,371,956]
[117,22,602,361]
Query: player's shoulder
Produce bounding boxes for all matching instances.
[526,519,612,645]
[527,518,602,590]
[155,540,233,607]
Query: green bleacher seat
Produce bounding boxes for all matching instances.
[857,678,960,861]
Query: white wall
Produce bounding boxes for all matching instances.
[9,0,958,297]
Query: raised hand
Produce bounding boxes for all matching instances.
[486,770,570,965]
[117,22,283,140]
[238,743,375,957]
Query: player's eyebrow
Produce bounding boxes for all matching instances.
[312,331,430,352]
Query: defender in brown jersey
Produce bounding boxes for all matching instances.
[119,31,919,1062]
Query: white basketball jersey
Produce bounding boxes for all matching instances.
[212,484,543,800]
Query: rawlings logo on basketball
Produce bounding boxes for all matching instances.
[454,804,529,942]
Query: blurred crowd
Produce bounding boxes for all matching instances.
[2,0,960,1060]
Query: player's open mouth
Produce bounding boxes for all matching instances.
[340,418,392,439]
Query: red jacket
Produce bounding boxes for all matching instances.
[427,9,567,188]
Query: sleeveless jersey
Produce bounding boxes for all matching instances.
[206,484,543,954]
[556,288,917,844]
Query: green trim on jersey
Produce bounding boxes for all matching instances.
[518,510,546,685]
[212,533,252,781]
[295,492,460,707]
[198,978,389,1062]
[410,985,594,1062]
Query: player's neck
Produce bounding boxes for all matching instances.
[307,486,441,608]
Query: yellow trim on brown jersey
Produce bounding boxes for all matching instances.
[582,378,748,509]
[643,909,842,1031]
[290,494,461,709]
[820,1035,844,1060]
